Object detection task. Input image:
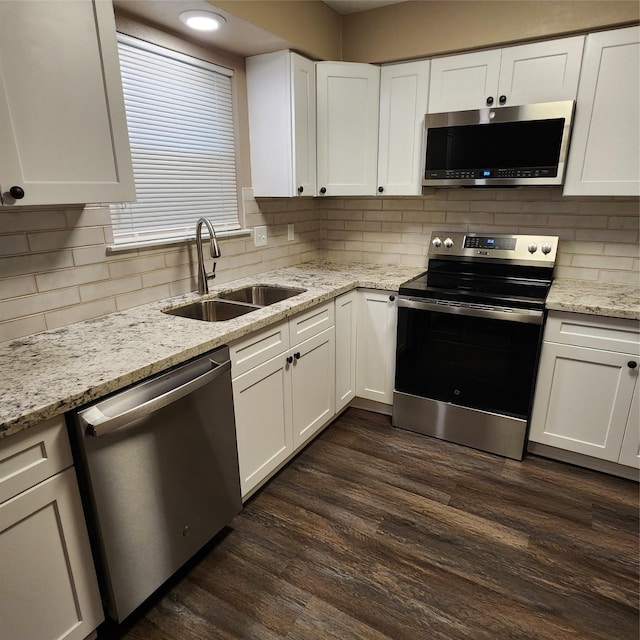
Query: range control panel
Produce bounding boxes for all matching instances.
[429,232,558,263]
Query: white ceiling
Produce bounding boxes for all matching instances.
[323,0,407,14]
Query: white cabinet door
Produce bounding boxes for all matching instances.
[377,60,430,196]
[0,468,103,640]
[335,290,358,412]
[246,50,316,197]
[291,327,336,449]
[316,62,380,196]
[428,49,502,113]
[356,290,398,404]
[0,0,134,206]
[429,36,584,113]
[529,343,638,462]
[618,379,640,469]
[563,26,640,196]
[497,36,584,107]
[232,352,293,498]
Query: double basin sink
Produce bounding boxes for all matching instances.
[163,285,306,322]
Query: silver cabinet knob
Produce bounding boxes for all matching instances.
[527,242,538,253]
[541,242,553,255]
[443,237,454,248]
[432,237,442,248]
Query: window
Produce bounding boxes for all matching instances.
[110,34,240,247]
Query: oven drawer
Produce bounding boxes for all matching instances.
[544,311,640,355]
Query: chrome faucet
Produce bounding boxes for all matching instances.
[195,217,221,295]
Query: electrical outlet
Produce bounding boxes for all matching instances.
[254,226,267,247]
[287,224,295,241]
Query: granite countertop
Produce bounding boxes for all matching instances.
[0,261,423,440]
[3,263,639,441]
[546,278,640,321]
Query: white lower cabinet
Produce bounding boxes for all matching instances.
[335,290,358,412]
[529,312,640,468]
[356,289,398,405]
[231,302,336,499]
[0,417,103,640]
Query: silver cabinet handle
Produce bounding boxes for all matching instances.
[80,359,231,437]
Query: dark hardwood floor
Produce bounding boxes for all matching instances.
[113,408,639,640]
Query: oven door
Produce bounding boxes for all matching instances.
[394,298,544,419]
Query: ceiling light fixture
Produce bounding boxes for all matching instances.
[179,11,226,32]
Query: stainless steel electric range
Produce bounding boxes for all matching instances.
[392,231,558,460]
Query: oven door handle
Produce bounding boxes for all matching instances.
[397,297,544,325]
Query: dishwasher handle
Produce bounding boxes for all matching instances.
[80,357,231,437]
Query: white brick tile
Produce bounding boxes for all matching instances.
[604,243,640,258]
[27,227,105,252]
[116,285,171,311]
[598,270,640,285]
[73,245,118,266]
[572,255,635,270]
[554,265,599,280]
[0,315,47,343]
[0,234,28,256]
[0,210,68,233]
[345,220,382,232]
[382,198,423,210]
[45,298,117,330]
[80,275,142,302]
[576,229,639,243]
[36,264,110,292]
[494,213,547,226]
[0,287,80,322]
[108,254,167,279]
[446,211,494,225]
[0,251,74,278]
[0,275,37,299]
[66,206,112,227]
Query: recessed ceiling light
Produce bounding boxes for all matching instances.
[179,11,226,32]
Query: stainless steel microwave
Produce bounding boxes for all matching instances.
[422,100,575,187]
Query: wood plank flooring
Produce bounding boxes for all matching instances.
[110,408,639,640]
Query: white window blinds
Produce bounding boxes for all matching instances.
[110,34,240,246]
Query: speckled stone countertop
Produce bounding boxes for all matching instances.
[546,278,640,321]
[0,261,423,440]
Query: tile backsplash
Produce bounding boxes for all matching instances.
[1,187,638,342]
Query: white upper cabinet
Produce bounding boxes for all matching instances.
[377,60,430,196]
[246,50,316,197]
[563,26,640,196]
[316,62,380,197]
[428,36,584,113]
[0,0,135,207]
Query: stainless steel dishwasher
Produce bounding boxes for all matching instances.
[68,345,241,623]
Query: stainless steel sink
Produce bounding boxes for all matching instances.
[218,285,306,306]
[163,299,260,322]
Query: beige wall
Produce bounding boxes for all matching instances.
[211,0,638,63]
[343,1,640,62]
[211,0,342,60]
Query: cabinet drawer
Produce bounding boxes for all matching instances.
[0,416,73,504]
[289,301,335,346]
[545,311,640,355]
[230,320,289,378]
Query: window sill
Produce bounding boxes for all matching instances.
[106,228,252,254]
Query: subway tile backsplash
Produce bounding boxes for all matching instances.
[0,187,637,342]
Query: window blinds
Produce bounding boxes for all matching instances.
[110,34,239,245]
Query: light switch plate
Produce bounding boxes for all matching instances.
[254,225,267,247]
